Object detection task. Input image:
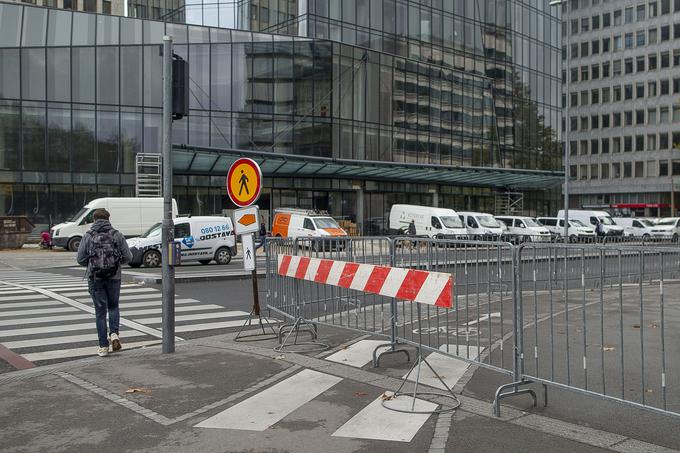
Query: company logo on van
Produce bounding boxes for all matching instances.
[182,236,195,248]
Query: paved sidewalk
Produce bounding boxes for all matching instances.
[0,332,677,453]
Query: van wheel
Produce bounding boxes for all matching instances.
[674,234,679,243]
[642,234,651,241]
[198,259,212,265]
[569,235,578,243]
[143,250,162,268]
[67,237,81,252]
[215,247,232,265]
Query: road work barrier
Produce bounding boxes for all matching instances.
[266,236,680,419]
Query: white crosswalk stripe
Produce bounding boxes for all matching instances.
[0,270,271,364]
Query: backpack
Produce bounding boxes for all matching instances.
[88,229,121,279]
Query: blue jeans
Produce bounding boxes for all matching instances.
[88,278,121,348]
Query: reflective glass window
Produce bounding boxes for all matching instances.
[0,3,23,47]
[96,15,119,45]
[72,47,95,103]
[22,105,46,171]
[120,18,143,45]
[121,109,142,172]
[47,48,71,102]
[47,9,72,46]
[0,50,20,99]
[143,46,162,107]
[97,47,119,105]
[97,109,119,172]
[120,46,142,106]
[211,44,231,111]
[0,102,22,170]
[47,106,71,172]
[72,13,96,46]
[72,106,96,171]
[21,49,46,101]
[22,7,47,47]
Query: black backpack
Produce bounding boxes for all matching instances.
[88,229,121,279]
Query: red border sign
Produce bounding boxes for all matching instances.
[227,158,262,207]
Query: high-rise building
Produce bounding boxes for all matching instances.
[0,0,562,237]
[2,0,125,15]
[562,0,680,217]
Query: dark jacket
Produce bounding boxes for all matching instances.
[259,223,267,236]
[76,220,132,280]
[408,222,417,236]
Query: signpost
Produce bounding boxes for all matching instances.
[227,159,276,341]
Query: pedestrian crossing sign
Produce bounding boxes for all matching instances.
[227,158,262,207]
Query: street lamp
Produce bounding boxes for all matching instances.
[549,0,570,245]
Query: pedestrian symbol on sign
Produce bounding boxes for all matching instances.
[239,170,250,196]
[246,248,252,260]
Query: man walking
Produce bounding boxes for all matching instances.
[77,209,132,357]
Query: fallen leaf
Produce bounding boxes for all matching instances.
[650,323,659,329]
[603,347,615,352]
[125,388,150,394]
[646,388,654,393]
[274,354,286,360]
[380,392,395,401]
[353,392,368,398]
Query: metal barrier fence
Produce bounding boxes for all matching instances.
[265,236,680,419]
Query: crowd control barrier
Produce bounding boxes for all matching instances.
[265,236,680,419]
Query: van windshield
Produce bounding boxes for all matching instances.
[440,216,463,228]
[141,222,162,238]
[478,215,501,228]
[68,207,89,222]
[314,218,340,229]
[570,219,587,227]
[523,218,540,227]
[639,219,655,227]
[598,216,615,225]
[657,218,678,226]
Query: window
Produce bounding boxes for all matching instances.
[102,0,111,14]
[648,134,657,149]
[613,137,622,152]
[603,61,610,77]
[592,40,600,54]
[83,0,96,11]
[661,51,670,68]
[174,223,191,238]
[646,161,656,177]
[637,4,646,19]
[303,218,315,230]
[625,6,634,22]
[625,136,633,151]
[592,15,600,29]
[625,33,634,48]
[571,19,579,35]
[673,160,680,176]
[570,116,578,131]
[569,166,578,179]
[624,84,633,100]
[592,115,600,128]
[580,165,588,180]
[602,37,610,52]
[674,77,680,93]
[571,43,579,59]
[591,139,600,153]
[661,106,669,122]
[613,162,621,178]
[571,67,579,82]
[636,56,645,72]
[570,141,578,156]
[614,112,622,126]
[636,135,645,151]
[601,163,610,178]
[592,64,600,79]
[625,110,633,125]
[660,160,669,176]
[625,58,634,74]
[674,105,680,121]
[661,79,670,95]
[649,107,657,123]
[624,162,632,177]
[571,92,578,106]
[614,9,622,25]
[660,133,669,148]
[581,91,589,105]
[602,113,611,127]
[649,53,658,70]
[614,34,622,50]
[431,217,442,229]
[637,30,646,46]
[591,164,599,179]
[602,137,610,153]
[580,140,589,154]
[636,83,645,98]
[676,0,680,11]
[637,109,645,123]
[581,17,590,32]
[581,42,589,57]
[614,85,622,101]
[467,217,478,228]
[581,66,589,81]
[675,23,680,39]
[602,86,611,102]
[649,80,657,96]
[649,27,658,44]
[592,88,600,103]
[662,0,670,14]
[674,49,680,66]
[613,59,622,76]
[650,1,658,16]
[603,12,611,27]
[581,116,589,130]
[635,161,644,177]
[662,25,670,41]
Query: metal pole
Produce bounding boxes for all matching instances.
[561,1,570,244]
[161,35,175,354]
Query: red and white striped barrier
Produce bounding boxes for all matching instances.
[277,254,453,309]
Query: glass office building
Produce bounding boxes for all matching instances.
[0,1,562,234]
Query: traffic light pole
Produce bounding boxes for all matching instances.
[161,35,175,354]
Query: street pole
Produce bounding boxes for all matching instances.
[161,35,175,354]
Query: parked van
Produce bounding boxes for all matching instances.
[536,217,596,242]
[388,205,467,238]
[495,216,551,242]
[650,217,680,240]
[613,218,656,239]
[51,198,178,251]
[457,212,504,239]
[558,210,624,237]
[271,209,347,239]
[126,216,236,268]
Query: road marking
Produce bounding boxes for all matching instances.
[195,369,342,431]
[465,312,501,326]
[0,343,34,370]
[134,310,250,324]
[0,294,48,302]
[404,345,482,390]
[0,322,98,338]
[3,330,146,349]
[325,339,388,368]
[123,304,224,317]
[0,301,58,309]
[0,289,34,295]
[23,340,161,362]
[0,313,92,326]
[332,394,436,442]
[114,298,198,308]
[60,288,159,297]
[0,307,78,318]
[175,319,278,332]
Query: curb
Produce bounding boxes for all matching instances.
[129,271,266,284]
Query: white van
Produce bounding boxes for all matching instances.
[536,217,596,242]
[271,208,347,239]
[558,210,624,237]
[52,198,178,251]
[495,216,551,242]
[613,218,656,238]
[458,212,504,239]
[650,217,680,240]
[126,216,236,268]
[388,205,467,238]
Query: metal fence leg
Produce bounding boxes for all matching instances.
[373,298,412,367]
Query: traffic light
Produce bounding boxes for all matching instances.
[172,56,189,121]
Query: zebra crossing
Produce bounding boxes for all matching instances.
[194,339,480,442]
[0,270,265,365]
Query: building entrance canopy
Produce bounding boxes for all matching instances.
[174,145,564,191]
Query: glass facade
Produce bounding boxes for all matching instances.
[0,1,561,233]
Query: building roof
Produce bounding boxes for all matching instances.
[173,145,564,191]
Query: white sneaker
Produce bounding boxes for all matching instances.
[110,333,122,352]
[97,346,109,357]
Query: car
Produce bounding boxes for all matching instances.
[558,210,624,237]
[537,217,596,242]
[649,217,680,241]
[127,216,236,268]
[457,212,504,240]
[388,204,468,238]
[613,218,656,239]
[495,216,552,242]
